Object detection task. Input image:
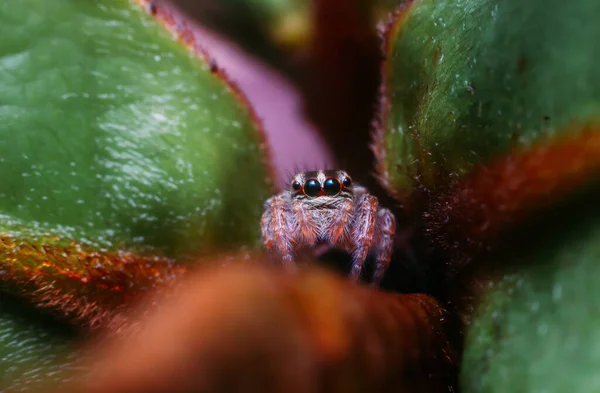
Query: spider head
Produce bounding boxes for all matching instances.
[290,170,353,200]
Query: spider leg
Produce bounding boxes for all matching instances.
[327,198,353,245]
[260,202,277,251]
[261,195,296,269]
[293,202,317,245]
[349,194,378,281]
[371,207,396,285]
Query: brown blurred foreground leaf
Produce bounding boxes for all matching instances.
[59,262,455,393]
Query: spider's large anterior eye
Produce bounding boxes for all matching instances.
[304,179,321,197]
[342,177,352,188]
[323,178,341,196]
[292,180,302,191]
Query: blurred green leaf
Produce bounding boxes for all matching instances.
[374,0,600,197]
[170,0,312,61]
[0,300,79,391]
[0,0,273,259]
[375,1,600,391]
[0,0,274,388]
[462,204,600,392]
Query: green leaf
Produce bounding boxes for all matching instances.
[0,300,79,391]
[461,199,600,392]
[0,0,274,259]
[0,0,274,388]
[374,0,600,197]
[170,0,312,60]
[374,1,600,390]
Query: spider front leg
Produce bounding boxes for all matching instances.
[327,198,353,245]
[261,195,296,270]
[348,193,378,281]
[372,208,396,285]
[293,201,318,245]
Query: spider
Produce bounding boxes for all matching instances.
[261,170,396,284]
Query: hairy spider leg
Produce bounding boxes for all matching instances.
[327,198,354,245]
[349,193,378,280]
[293,201,318,245]
[261,195,295,269]
[371,208,396,285]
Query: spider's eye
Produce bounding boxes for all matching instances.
[342,177,352,188]
[323,178,341,196]
[303,179,321,197]
[292,180,302,191]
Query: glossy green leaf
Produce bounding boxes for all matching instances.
[462,204,600,392]
[375,1,600,391]
[0,301,79,391]
[0,0,274,388]
[375,0,600,196]
[0,0,273,259]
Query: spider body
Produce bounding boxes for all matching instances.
[261,170,396,284]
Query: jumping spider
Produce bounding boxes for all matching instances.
[261,170,396,284]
